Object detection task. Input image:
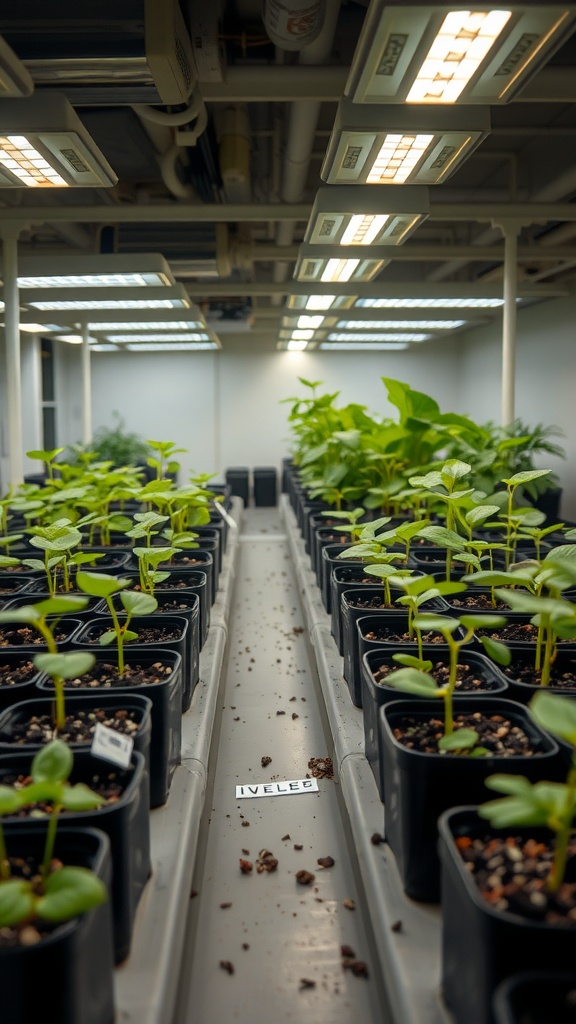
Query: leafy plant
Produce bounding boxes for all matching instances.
[479,690,576,893]
[76,572,157,674]
[0,740,107,928]
[88,412,150,468]
[146,439,187,481]
[385,612,510,740]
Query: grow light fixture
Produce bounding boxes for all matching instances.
[87,320,205,331]
[355,296,504,308]
[321,99,489,185]
[22,285,192,312]
[304,185,429,246]
[336,318,466,329]
[0,93,117,187]
[294,246,389,284]
[285,293,358,311]
[104,333,211,343]
[327,331,430,342]
[16,254,175,288]
[320,342,409,351]
[287,339,308,351]
[124,342,219,352]
[346,3,576,105]
[53,334,86,344]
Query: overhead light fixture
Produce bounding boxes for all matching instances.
[320,342,409,351]
[287,339,308,351]
[104,332,211,343]
[54,334,87,345]
[305,185,429,246]
[327,331,430,342]
[91,344,120,352]
[285,293,358,311]
[336,318,466,329]
[321,98,489,185]
[21,284,191,312]
[0,93,117,187]
[346,3,576,105]
[294,245,389,284]
[0,36,33,97]
[88,320,205,331]
[281,315,327,330]
[279,329,317,342]
[355,296,504,308]
[124,342,219,352]
[18,322,48,333]
[16,254,175,288]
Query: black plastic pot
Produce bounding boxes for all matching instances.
[329,565,411,655]
[361,648,508,800]
[475,614,576,665]
[37,650,182,808]
[0,825,114,1024]
[72,614,189,712]
[0,616,83,653]
[439,808,576,1024]
[0,573,35,598]
[488,648,576,708]
[493,971,576,1024]
[103,568,210,651]
[2,593,105,622]
[149,549,215,606]
[0,749,150,964]
[382,698,562,903]
[343,603,451,708]
[311,527,351,576]
[0,651,44,710]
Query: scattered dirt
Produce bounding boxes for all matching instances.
[362,627,446,645]
[504,661,576,691]
[299,978,316,990]
[292,713,299,720]
[392,711,541,757]
[449,594,510,611]
[79,624,183,645]
[457,833,576,925]
[276,710,285,716]
[343,960,369,978]
[294,844,303,851]
[342,899,356,910]
[391,920,403,933]
[239,859,253,874]
[219,960,234,975]
[281,834,290,841]
[261,756,272,767]
[307,756,334,780]
[317,856,335,869]
[373,659,500,693]
[296,870,315,885]
[341,944,356,958]
[371,833,384,846]
[256,850,278,873]
[220,902,232,909]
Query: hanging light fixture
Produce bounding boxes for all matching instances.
[345,4,576,105]
[304,185,429,246]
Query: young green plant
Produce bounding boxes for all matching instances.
[76,572,157,674]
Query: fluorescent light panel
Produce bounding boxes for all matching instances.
[0,94,116,187]
[328,331,430,342]
[17,253,175,288]
[294,246,389,283]
[305,185,429,246]
[336,318,465,329]
[321,99,489,185]
[285,293,358,311]
[105,332,210,343]
[355,297,504,308]
[346,4,576,105]
[125,342,218,352]
[88,320,205,331]
[321,342,409,351]
[28,298,190,311]
[287,339,308,351]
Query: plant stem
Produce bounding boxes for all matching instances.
[548,763,576,893]
[0,823,10,881]
[41,804,61,880]
[35,619,57,656]
[105,596,125,675]
[541,617,554,687]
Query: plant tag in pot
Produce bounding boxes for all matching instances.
[91,722,134,768]
[214,501,237,530]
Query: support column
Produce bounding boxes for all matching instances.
[492,218,523,427]
[1,226,23,486]
[81,321,92,445]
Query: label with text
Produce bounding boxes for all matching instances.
[91,722,134,768]
[214,501,238,530]
[235,778,319,799]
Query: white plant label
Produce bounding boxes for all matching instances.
[91,722,134,768]
[214,500,237,530]
[235,778,319,799]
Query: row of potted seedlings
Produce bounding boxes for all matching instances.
[286,453,576,1024]
[0,445,231,1023]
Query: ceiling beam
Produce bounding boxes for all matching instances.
[178,281,570,299]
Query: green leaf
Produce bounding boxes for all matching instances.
[479,635,511,666]
[428,581,468,597]
[0,879,35,926]
[417,525,465,550]
[0,606,40,625]
[26,448,64,463]
[76,571,131,598]
[413,614,458,633]
[120,591,157,616]
[0,785,23,815]
[484,774,533,796]
[495,589,572,618]
[438,728,479,752]
[33,652,96,681]
[530,690,576,745]
[37,866,107,922]
[122,629,139,643]
[384,667,441,696]
[35,595,89,616]
[460,614,506,631]
[502,469,551,486]
[31,739,73,784]
[441,460,471,485]
[60,783,106,812]
[391,654,433,671]
[465,505,501,526]
[98,630,117,647]
[364,564,403,581]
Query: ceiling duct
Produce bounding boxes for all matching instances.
[0,0,196,105]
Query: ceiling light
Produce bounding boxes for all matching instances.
[104,332,210,343]
[88,320,205,331]
[287,339,308,351]
[294,246,389,284]
[54,334,86,345]
[327,331,430,342]
[285,293,358,311]
[293,315,326,329]
[91,344,120,352]
[305,185,429,246]
[124,342,219,352]
[18,322,49,333]
[17,254,175,288]
[355,297,504,308]
[346,4,576,105]
[21,284,191,312]
[0,93,116,187]
[320,342,409,351]
[321,99,489,185]
[336,319,466,329]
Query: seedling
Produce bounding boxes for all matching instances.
[33,651,96,733]
[479,690,576,893]
[132,546,177,596]
[0,739,107,929]
[125,510,169,547]
[320,507,366,542]
[26,447,65,483]
[76,572,157,675]
[363,564,415,609]
[146,439,187,481]
[385,612,509,738]
[392,577,468,659]
[23,518,106,594]
[499,469,551,567]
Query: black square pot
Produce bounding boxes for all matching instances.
[0,749,150,964]
[0,651,44,710]
[343,604,451,708]
[493,971,576,1024]
[382,699,562,903]
[0,825,114,1024]
[0,616,83,653]
[0,573,36,599]
[361,648,508,800]
[36,649,181,808]
[105,569,210,651]
[439,808,576,1024]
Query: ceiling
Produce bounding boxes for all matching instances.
[1,0,576,351]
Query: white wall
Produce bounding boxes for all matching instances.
[454,292,576,518]
[52,338,460,482]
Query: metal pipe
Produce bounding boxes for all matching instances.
[1,227,23,486]
[500,223,519,427]
[81,322,92,446]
